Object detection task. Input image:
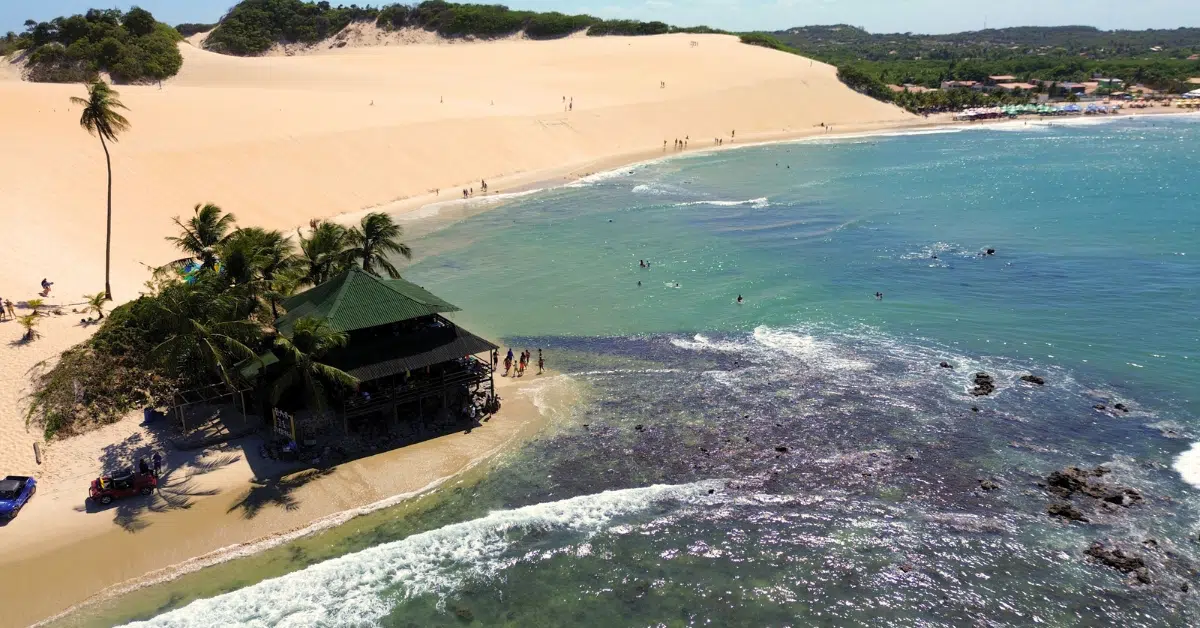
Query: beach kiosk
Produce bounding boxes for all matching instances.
[273,267,497,440]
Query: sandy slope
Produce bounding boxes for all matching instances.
[0,33,912,305]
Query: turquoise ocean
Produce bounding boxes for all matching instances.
[75,115,1200,627]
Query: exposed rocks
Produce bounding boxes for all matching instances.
[971,406,980,413]
[1047,502,1088,522]
[1020,374,1046,386]
[634,424,644,432]
[1046,466,1109,497]
[979,479,1000,491]
[1114,403,1129,413]
[454,607,475,622]
[775,446,789,453]
[1085,542,1151,583]
[1094,404,1107,411]
[970,372,996,397]
[939,361,953,369]
[986,248,996,255]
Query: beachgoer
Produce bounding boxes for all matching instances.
[737,295,743,304]
[538,350,545,375]
[0,297,5,321]
[569,102,573,111]
[138,458,150,475]
[3,299,14,319]
[152,452,162,477]
[506,348,514,362]
[875,292,884,300]
[40,278,53,296]
[504,356,512,376]
[638,281,642,287]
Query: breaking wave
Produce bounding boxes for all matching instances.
[122,482,725,627]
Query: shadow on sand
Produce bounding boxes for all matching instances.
[225,467,337,520]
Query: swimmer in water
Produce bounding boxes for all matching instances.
[875,292,884,300]
[737,295,743,304]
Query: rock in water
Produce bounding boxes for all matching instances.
[1114,403,1129,412]
[970,372,996,396]
[1020,374,1046,386]
[1047,502,1088,522]
[979,479,1000,491]
[1085,542,1150,583]
[939,361,953,369]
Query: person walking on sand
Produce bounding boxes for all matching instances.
[152,452,163,478]
[4,299,14,319]
[538,349,545,375]
[503,354,512,377]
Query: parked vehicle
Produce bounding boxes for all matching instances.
[89,472,157,505]
[0,475,37,519]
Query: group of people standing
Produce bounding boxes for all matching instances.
[500,348,543,378]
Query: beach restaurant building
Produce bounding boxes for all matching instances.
[270,267,497,442]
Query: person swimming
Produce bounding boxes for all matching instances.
[737,295,743,304]
[875,292,884,300]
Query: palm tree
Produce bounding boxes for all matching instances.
[85,292,107,320]
[270,317,357,414]
[297,220,353,286]
[71,80,130,301]
[166,203,238,270]
[151,279,260,387]
[346,212,412,278]
[17,314,40,342]
[218,227,301,318]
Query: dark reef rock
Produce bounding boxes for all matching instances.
[970,372,996,396]
[1085,542,1150,583]
[1020,374,1046,386]
[979,479,1000,491]
[1047,502,1088,522]
[939,361,953,369]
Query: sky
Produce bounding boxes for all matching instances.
[4,0,1199,36]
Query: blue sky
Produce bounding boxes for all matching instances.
[4,0,1199,35]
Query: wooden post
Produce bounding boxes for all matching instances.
[33,442,42,465]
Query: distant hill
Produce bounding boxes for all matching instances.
[763,24,1200,93]
[2,7,182,83]
[772,24,1200,62]
[201,0,723,57]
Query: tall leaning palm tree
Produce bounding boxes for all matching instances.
[71,80,130,301]
[346,212,412,278]
[166,203,238,270]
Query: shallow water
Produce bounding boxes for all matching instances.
[64,116,1200,627]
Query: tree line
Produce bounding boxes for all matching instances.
[27,200,417,440]
[3,8,182,83]
[203,0,722,56]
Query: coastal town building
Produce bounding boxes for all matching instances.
[940,80,981,91]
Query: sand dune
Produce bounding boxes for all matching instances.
[0,33,912,304]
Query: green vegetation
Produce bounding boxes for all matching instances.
[206,0,722,55]
[71,80,131,300]
[6,8,182,83]
[204,0,380,55]
[742,25,1200,113]
[26,208,412,440]
[174,23,217,37]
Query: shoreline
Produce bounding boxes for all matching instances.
[335,108,1199,236]
[2,367,564,628]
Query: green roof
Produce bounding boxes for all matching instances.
[277,267,460,334]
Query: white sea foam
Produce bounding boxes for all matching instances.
[675,197,769,209]
[1173,442,1200,489]
[122,481,725,627]
[565,165,646,188]
[751,326,874,372]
